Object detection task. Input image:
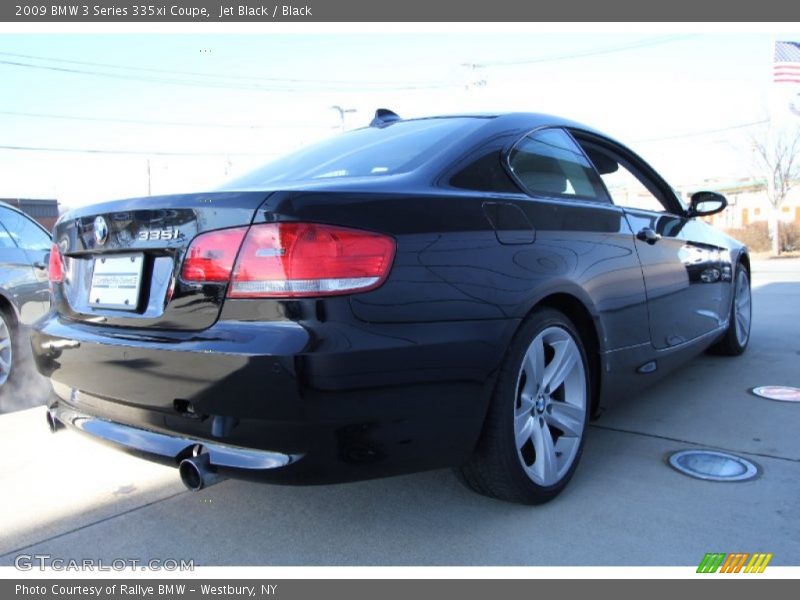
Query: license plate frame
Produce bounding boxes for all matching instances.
[89,254,144,311]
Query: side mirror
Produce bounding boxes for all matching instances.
[687,191,727,218]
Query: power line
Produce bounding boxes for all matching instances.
[0,57,457,93]
[0,50,447,87]
[632,119,769,143]
[0,109,328,130]
[0,37,695,92]
[474,35,695,67]
[0,144,277,157]
[1,121,770,158]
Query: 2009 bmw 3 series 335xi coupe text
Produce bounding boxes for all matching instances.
[32,111,751,504]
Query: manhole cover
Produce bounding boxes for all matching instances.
[751,386,800,402]
[668,450,759,482]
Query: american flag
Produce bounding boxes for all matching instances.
[774,41,800,84]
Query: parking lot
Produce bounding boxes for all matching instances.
[1,259,798,566]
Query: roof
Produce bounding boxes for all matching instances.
[1,198,59,218]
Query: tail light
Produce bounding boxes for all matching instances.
[48,243,64,285]
[229,223,395,298]
[180,227,248,282]
[180,223,395,298]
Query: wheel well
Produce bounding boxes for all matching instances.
[738,251,751,278]
[534,293,602,417]
[0,294,17,327]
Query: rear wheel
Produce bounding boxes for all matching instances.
[712,266,751,356]
[458,308,590,504]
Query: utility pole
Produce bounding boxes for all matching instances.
[146,158,152,196]
[330,105,357,132]
[460,62,488,91]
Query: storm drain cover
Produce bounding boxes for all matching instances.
[751,386,800,403]
[668,450,759,482]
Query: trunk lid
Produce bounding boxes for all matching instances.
[52,191,270,331]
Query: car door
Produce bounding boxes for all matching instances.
[572,134,729,350]
[502,127,652,353]
[0,206,52,324]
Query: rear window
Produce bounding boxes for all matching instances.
[221,118,484,188]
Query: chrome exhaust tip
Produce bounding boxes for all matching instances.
[178,453,221,491]
[46,408,62,433]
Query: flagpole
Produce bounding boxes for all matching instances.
[767,36,778,255]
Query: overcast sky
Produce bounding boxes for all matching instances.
[0,30,798,208]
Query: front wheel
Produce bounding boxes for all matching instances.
[712,266,751,356]
[457,308,591,505]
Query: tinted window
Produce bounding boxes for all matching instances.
[222,118,486,188]
[0,224,16,249]
[0,207,51,251]
[508,129,608,201]
[450,151,520,193]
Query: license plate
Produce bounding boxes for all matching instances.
[89,254,144,310]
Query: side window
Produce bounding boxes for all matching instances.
[508,128,609,201]
[0,207,51,251]
[580,144,669,213]
[450,152,521,193]
[0,222,16,249]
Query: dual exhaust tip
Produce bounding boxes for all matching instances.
[47,410,221,492]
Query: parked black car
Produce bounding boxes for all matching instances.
[32,112,751,504]
[0,202,51,396]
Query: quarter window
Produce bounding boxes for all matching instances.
[508,128,608,201]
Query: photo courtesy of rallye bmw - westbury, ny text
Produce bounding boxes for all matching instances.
[15,584,277,597]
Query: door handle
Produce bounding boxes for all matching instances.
[636,228,661,245]
[34,261,47,270]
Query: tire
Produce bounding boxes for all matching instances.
[0,308,17,391]
[457,307,591,505]
[712,266,751,356]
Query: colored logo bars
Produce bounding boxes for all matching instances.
[697,552,773,573]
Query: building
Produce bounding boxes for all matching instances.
[0,198,59,231]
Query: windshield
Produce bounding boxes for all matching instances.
[221,117,485,188]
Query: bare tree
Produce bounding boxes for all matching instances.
[749,125,800,255]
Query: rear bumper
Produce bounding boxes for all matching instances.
[32,311,517,483]
[51,402,295,470]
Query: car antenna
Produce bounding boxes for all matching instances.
[370,109,401,128]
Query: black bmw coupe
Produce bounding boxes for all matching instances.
[32,111,751,504]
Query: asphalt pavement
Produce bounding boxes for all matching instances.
[1,260,798,566]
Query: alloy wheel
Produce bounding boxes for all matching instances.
[0,313,13,387]
[734,269,751,347]
[513,326,587,487]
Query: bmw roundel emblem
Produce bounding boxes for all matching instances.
[93,216,109,246]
